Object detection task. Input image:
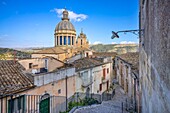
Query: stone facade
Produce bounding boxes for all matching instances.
[73,57,113,95]
[115,52,140,112]
[139,0,170,112]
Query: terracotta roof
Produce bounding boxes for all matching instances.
[117,52,139,70]
[72,57,104,71]
[75,47,91,52]
[93,52,117,58]
[33,47,66,54]
[0,60,34,95]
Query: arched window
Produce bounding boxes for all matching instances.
[64,36,66,45]
[60,36,62,45]
[68,36,71,45]
[81,39,82,45]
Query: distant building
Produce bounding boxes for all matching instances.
[32,9,90,61]
[139,0,170,113]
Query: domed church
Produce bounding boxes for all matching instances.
[54,9,89,48]
[32,9,90,61]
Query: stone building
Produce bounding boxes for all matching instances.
[18,56,64,73]
[0,60,75,113]
[139,0,170,113]
[115,52,140,112]
[72,57,113,95]
[32,9,90,61]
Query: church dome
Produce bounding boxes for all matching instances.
[55,21,75,31]
[55,9,75,31]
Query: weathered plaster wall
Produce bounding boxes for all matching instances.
[75,62,112,94]
[140,0,170,112]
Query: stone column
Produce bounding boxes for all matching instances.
[66,35,68,46]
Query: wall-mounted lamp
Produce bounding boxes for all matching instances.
[111,29,144,39]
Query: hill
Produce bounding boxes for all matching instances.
[90,44,139,54]
[0,48,31,60]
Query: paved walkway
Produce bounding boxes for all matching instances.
[74,85,129,113]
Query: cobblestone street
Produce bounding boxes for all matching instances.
[74,85,129,113]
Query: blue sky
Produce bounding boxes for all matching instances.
[0,0,139,48]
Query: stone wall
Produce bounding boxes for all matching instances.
[139,0,170,112]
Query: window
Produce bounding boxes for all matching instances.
[29,63,32,69]
[103,68,106,79]
[68,36,71,45]
[72,36,74,45]
[60,36,62,45]
[56,36,58,45]
[99,84,102,91]
[8,95,26,113]
[45,59,48,69]
[81,39,82,45]
[86,52,89,57]
[107,68,109,74]
[58,89,61,94]
[64,36,66,45]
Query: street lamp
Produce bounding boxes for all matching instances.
[111,29,143,39]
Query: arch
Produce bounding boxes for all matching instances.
[39,93,50,113]
[86,87,90,98]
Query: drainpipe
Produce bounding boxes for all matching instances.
[65,67,68,111]
[134,77,137,112]
[90,68,93,98]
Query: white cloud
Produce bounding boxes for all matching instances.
[51,8,88,22]
[93,41,102,45]
[120,41,138,44]
[112,42,117,44]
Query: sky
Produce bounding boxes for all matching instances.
[0,0,139,48]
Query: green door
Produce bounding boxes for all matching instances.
[39,97,50,113]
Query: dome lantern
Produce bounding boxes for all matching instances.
[62,9,69,21]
